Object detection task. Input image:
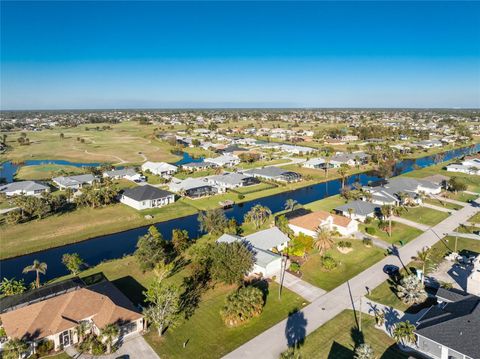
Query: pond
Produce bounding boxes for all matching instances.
[0,144,478,283]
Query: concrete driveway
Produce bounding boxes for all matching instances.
[275,272,325,302]
[66,334,159,359]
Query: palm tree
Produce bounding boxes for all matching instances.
[2,338,29,359]
[324,152,332,179]
[244,205,272,229]
[412,247,431,285]
[380,205,404,237]
[314,226,335,255]
[337,163,350,189]
[75,321,90,344]
[22,260,47,289]
[65,187,74,202]
[392,320,416,346]
[347,207,354,219]
[396,274,427,305]
[354,343,375,359]
[284,199,299,212]
[0,278,26,296]
[100,323,119,354]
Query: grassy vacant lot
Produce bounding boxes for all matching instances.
[301,241,385,291]
[0,200,197,259]
[360,220,423,245]
[446,191,478,203]
[423,198,462,211]
[237,158,290,169]
[469,212,480,224]
[0,121,181,164]
[304,194,347,212]
[15,164,87,180]
[367,236,480,311]
[290,310,407,359]
[280,163,372,182]
[400,206,449,226]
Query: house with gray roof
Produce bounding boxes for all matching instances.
[330,152,369,167]
[181,161,217,172]
[168,177,218,198]
[120,185,175,210]
[334,200,379,222]
[103,168,145,182]
[204,154,240,167]
[206,172,258,191]
[52,174,97,191]
[0,181,50,197]
[414,294,480,359]
[217,227,291,277]
[243,167,301,182]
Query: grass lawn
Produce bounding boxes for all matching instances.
[236,158,290,169]
[300,241,385,291]
[233,182,277,194]
[360,220,423,245]
[145,280,306,359]
[280,163,372,182]
[400,206,449,226]
[367,236,480,312]
[0,200,197,259]
[0,122,181,164]
[304,194,347,212]
[15,164,87,180]
[289,310,407,359]
[446,191,478,203]
[174,169,219,180]
[423,198,462,211]
[469,212,480,224]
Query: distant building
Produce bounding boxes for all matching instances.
[120,185,175,210]
[103,168,145,182]
[204,154,240,167]
[169,177,218,198]
[206,172,258,191]
[141,161,178,177]
[446,158,480,175]
[181,161,217,172]
[0,180,50,197]
[243,167,301,182]
[52,174,97,190]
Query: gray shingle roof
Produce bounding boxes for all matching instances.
[122,185,174,201]
[53,174,96,187]
[244,227,290,251]
[335,200,379,216]
[0,181,49,193]
[415,295,480,358]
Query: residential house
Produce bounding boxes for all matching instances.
[206,172,258,191]
[412,139,443,149]
[288,210,359,237]
[0,181,50,197]
[446,158,480,175]
[243,167,301,182]
[217,227,290,277]
[181,161,217,172]
[204,154,240,167]
[334,200,379,222]
[467,255,480,296]
[141,161,178,177]
[52,174,97,191]
[414,294,479,359]
[169,177,218,198]
[0,276,143,352]
[103,168,145,182]
[120,185,175,210]
[303,158,328,169]
[329,152,369,168]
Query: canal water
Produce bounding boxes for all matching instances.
[0,144,478,282]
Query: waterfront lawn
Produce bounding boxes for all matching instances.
[288,310,407,359]
[15,164,87,180]
[145,281,306,359]
[360,220,423,245]
[367,237,480,312]
[303,194,347,212]
[300,241,384,291]
[236,158,290,169]
[0,200,197,260]
[423,198,462,211]
[400,206,449,226]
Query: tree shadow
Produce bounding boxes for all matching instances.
[327,341,353,359]
[111,276,147,307]
[248,278,269,305]
[350,326,365,348]
[383,306,401,335]
[179,267,211,320]
[285,308,307,349]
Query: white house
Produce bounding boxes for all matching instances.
[52,174,97,190]
[467,255,480,296]
[446,158,480,175]
[334,200,379,222]
[103,168,145,182]
[303,158,327,169]
[141,161,178,177]
[204,154,240,167]
[206,172,257,191]
[0,181,50,197]
[288,210,359,237]
[120,185,175,210]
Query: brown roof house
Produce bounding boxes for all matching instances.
[288,210,359,237]
[0,276,143,353]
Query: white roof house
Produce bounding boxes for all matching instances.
[168,177,218,198]
[103,168,145,182]
[0,181,50,197]
[204,154,240,167]
[303,158,326,169]
[206,172,257,190]
[141,161,178,177]
[446,158,480,175]
[52,174,97,190]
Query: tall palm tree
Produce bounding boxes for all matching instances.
[2,338,29,359]
[75,321,90,344]
[22,260,47,289]
[244,205,272,229]
[413,247,431,285]
[380,205,404,237]
[347,208,354,219]
[324,152,332,179]
[314,226,335,255]
[354,343,374,359]
[100,323,119,354]
[338,163,350,189]
[392,320,416,345]
[284,199,299,212]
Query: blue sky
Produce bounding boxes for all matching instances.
[1,1,479,110]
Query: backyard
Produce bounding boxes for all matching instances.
[287,310,407,358]
[360,220,423,245]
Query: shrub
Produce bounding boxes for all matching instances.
[363,238,373,246]
[338,241,352,248]
[320,255,337,271]
[221,286,265,327]
[289,262,301,273]
[237,194,245,200]
[365,227,376,235]
[364,216,373,224]
[36,340,54,356]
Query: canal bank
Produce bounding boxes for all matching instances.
[1,144,478,282]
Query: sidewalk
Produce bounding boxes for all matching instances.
[275,271,326,302]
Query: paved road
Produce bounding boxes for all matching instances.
[275,271,326,302]
[224,201,480,359]
[391,216,430,231]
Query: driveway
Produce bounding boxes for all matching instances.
[223,202,480,359]
[66,334,159,359]
[275,272,325,302]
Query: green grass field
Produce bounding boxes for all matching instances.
[400,206,449,226]
[367,237,480,311]
[304,194,347,212]
[301,241,385,291]
[360,220,423,245]
[288,310,407,358]
[469,212,480,224]
[446,192,478,203]
[15,164,87,180]
[423,198,462,211]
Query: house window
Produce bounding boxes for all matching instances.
[59,330,71,347]
[418,336,442,358]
